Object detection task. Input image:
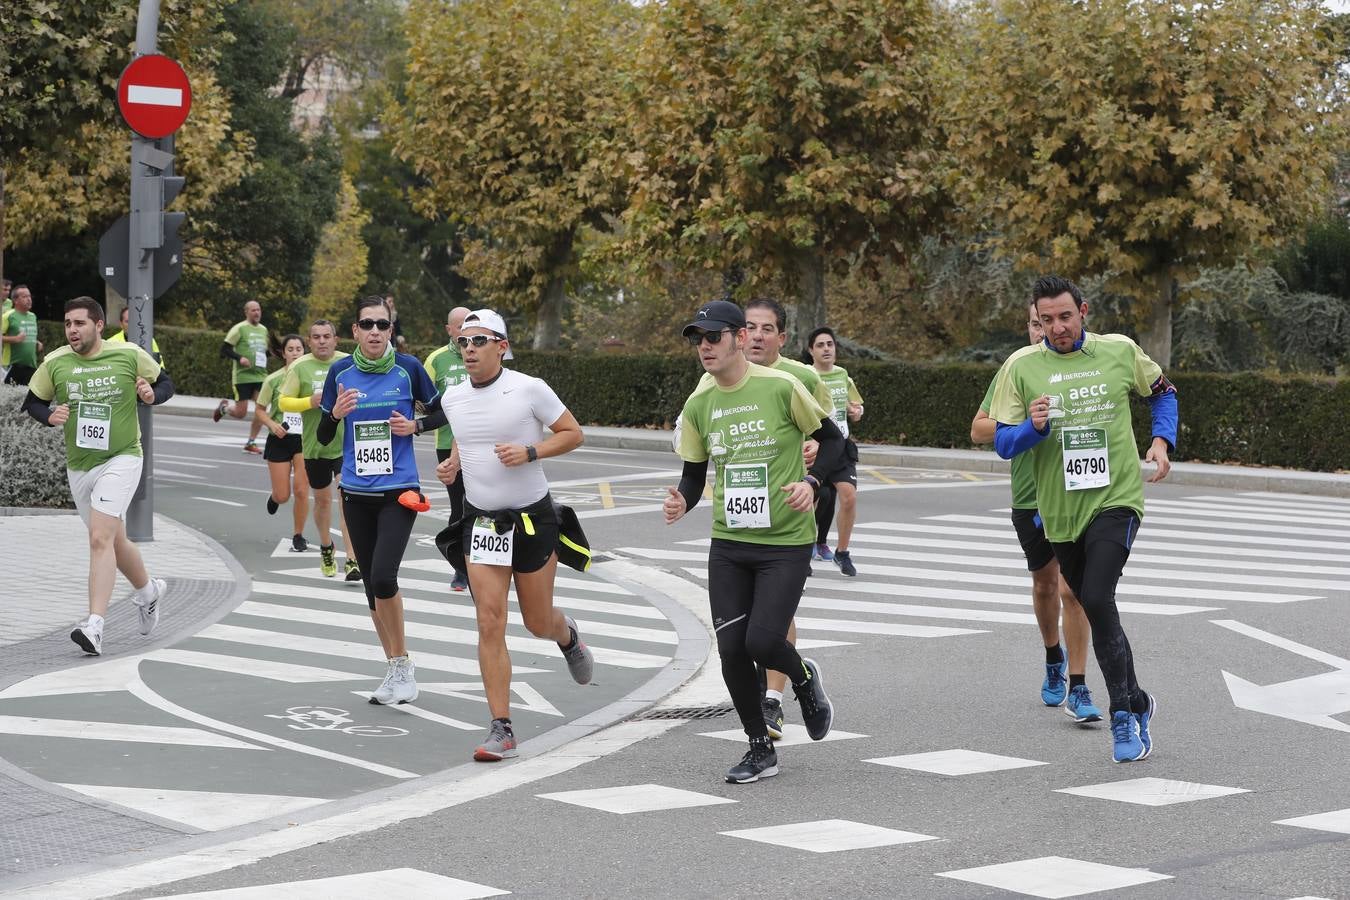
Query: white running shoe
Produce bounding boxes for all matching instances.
[369,659,397,705]
[134,578,166,636]
[389,656,418,704]
[71,620,103,656]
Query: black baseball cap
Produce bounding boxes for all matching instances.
[681,300,746,337]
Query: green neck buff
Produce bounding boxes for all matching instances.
[354,343,395,375]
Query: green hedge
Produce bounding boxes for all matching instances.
[0,384,73,509]
[29,323,1350,471]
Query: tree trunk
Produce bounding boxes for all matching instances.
[532,232,572,350]
[0,165,6,283]
[791,246,826,349]
[1138,270,1174,367]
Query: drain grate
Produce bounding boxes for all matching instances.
[632,705,735,721]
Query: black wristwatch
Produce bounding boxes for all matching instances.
[526,445,538,462]
[414,418,423,435]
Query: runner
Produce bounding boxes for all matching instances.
[423,305,471,593]
[971,303,1101,722]
[19,297,174,655]
[434,308,594,762]
[803,327,864,577]
[989,275,1176,763]
[317,296,443,705]
[255,334,311,553]
[2,284,42,386]
[107,305,163,364]
[665,299,842,783]
[212,299,270,453]
[277,320,360,580]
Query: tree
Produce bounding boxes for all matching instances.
[306,173,371,325]
[256,0,402,100]
[394,0,637,348]
[943,0,1346,366]
[620,0,948,341]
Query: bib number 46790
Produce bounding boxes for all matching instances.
[1061,426,1110,491]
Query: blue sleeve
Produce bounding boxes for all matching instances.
[1146,390,1179,451]
[319,359,343,415]
[995,418,1050,459]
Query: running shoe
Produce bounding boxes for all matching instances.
[134,578,166,636]
[762,697,785,740]
[345,559,361,582]
[560,615,594,684]
[243,441,262,454]
[266,496,279,515]
[794,658,833,741]
[1110,710,1146,763]
[319,544,337,577]
[474,718,518,762]
[369,659,397,705]
[833,550,857,577]
[1137,692,1157,758]
[388,656,418,704]
[1064,685,1103,723]
[1042,656,1068,706]
[725,737,778,784]
[212,400,227,422]
[70,619,103,656]
[450,570,469,592]
[812,543,835,562]
[290,533,309,553]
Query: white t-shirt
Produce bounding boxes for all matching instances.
[441,367,567,511]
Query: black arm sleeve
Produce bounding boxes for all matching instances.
[219,341,243,363]
[806,416,845,482]
[149,370,175,405]
[317,412,340,446]
[676,458,709,512]
[418,405,448,434]
[20,391,54,426]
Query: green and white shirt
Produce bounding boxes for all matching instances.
[988,333,1163,542]
[4,309,39,368]
[678,363,829,546]
[980,376,1037,510]
[278,352,347,459]
[423,343,468,450]
[28,342,162,471]
[224,320,270,385]
[697,357,833,412]
[815,365,863,439]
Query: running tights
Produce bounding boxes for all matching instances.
[341,490,417,610]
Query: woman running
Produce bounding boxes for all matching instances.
[255,333,311,552]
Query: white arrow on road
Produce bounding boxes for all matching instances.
[1214,619,1350,734]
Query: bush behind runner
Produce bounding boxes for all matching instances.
[0,384,74,510]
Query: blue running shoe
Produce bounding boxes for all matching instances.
[1064,685,1103,723]
[1041,658,1068,706]
[1111,710,1146,763]
[813,542,835,562]
[1137,692,1157,758]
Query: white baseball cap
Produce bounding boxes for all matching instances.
[462,308,513,359]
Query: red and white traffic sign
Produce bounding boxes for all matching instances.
[117,54,192,139]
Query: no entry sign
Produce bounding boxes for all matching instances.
[117,54,192,139]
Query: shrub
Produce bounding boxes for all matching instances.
[0,384,74,509]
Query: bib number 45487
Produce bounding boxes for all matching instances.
[724,463,771,528]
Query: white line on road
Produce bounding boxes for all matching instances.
[0,716,263,750]
[191,496,246,508]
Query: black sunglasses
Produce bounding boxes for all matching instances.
[457,335,503,349]
[357,318,392,331]
[686,328,733,347]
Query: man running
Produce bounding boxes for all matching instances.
[213,299,270,453]
[423,306,471,592]
[107,305,163,364]
[435,308,594,763]
[2,284,42,386]
[256,334,311,553]
[318,296,443,706]
[665,299,842,784]
[989,275,1176,763]
[277,320,360,579]
[971,302,1101,723]
[803,327,863,576]
[20,297,175,655]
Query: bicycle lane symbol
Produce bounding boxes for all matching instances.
[265,705,409,737]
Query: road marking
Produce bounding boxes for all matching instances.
[0,716,263,750]
[548,468,682,488]
[147,648,372,683]
[415,680,563,717]
[57,784,326,833]
[191,496,247,508]
[799,595,1038,625]
[793,615,986,637]
[1145,498,1350,524]
[538,783,735,814]
[348,693,478,731]
[155,469,205,480]
[597,481,615,508]
[398,560,636,595]
[162,868,509,899]
[865,749,1046,776]
[1237,491,1350,508]
[1055,777,1250,807]
[1274,808,1350,836]
[927,514,1350,552]
[1214,618,1350,734]
[939,856,1172,896]
[721,819,937,852]
[863,466,898,485]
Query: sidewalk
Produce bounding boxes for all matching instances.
[160,393,1350,498]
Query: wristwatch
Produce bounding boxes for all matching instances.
[414,418,423,435]
[526,445,538,462]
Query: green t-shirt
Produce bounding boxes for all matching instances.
[29,342,162,471]
[0,309,9,367]
[257,367,288,421]
[816,365,863,439]
[423,343,468,450]
[988,333,1164,543]
[696,356,833,412]
[279,352,347,459]
[107,329,163,365]
[4,310,39,368]
[224,321,270,384]
[678,363,829,546]
[980,376,1037,509]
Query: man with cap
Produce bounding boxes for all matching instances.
[435,308,595,762]
[664,299,846,784]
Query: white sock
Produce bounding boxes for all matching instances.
[133,580,155,601]
[765,689,784,704]
[87,614,105,632]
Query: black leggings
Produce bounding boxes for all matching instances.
[814,484,836,545]
[341,490,417,610]
[1052,507,1147,715]
[708,539,812,738]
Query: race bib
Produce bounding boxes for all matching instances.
[1062,426,1110,491]
[469,517,513,566]
[253,348,267,368]
[833,406,850,439]
[75,402,111,451]
[724,463,771,529]
[353,420,393,476]
[283,411,303,434]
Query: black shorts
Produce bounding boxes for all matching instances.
[461,494,559,574]
[233,381,263,401]
[1051,507,1140,600]
[304,456,343,490]
[822,437,858,487]
[263,432,302,463]
[1010,507,1056,572]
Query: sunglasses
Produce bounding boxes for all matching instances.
[457,335,504,349]
[686,328,733,347]
[357,318,392,331]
